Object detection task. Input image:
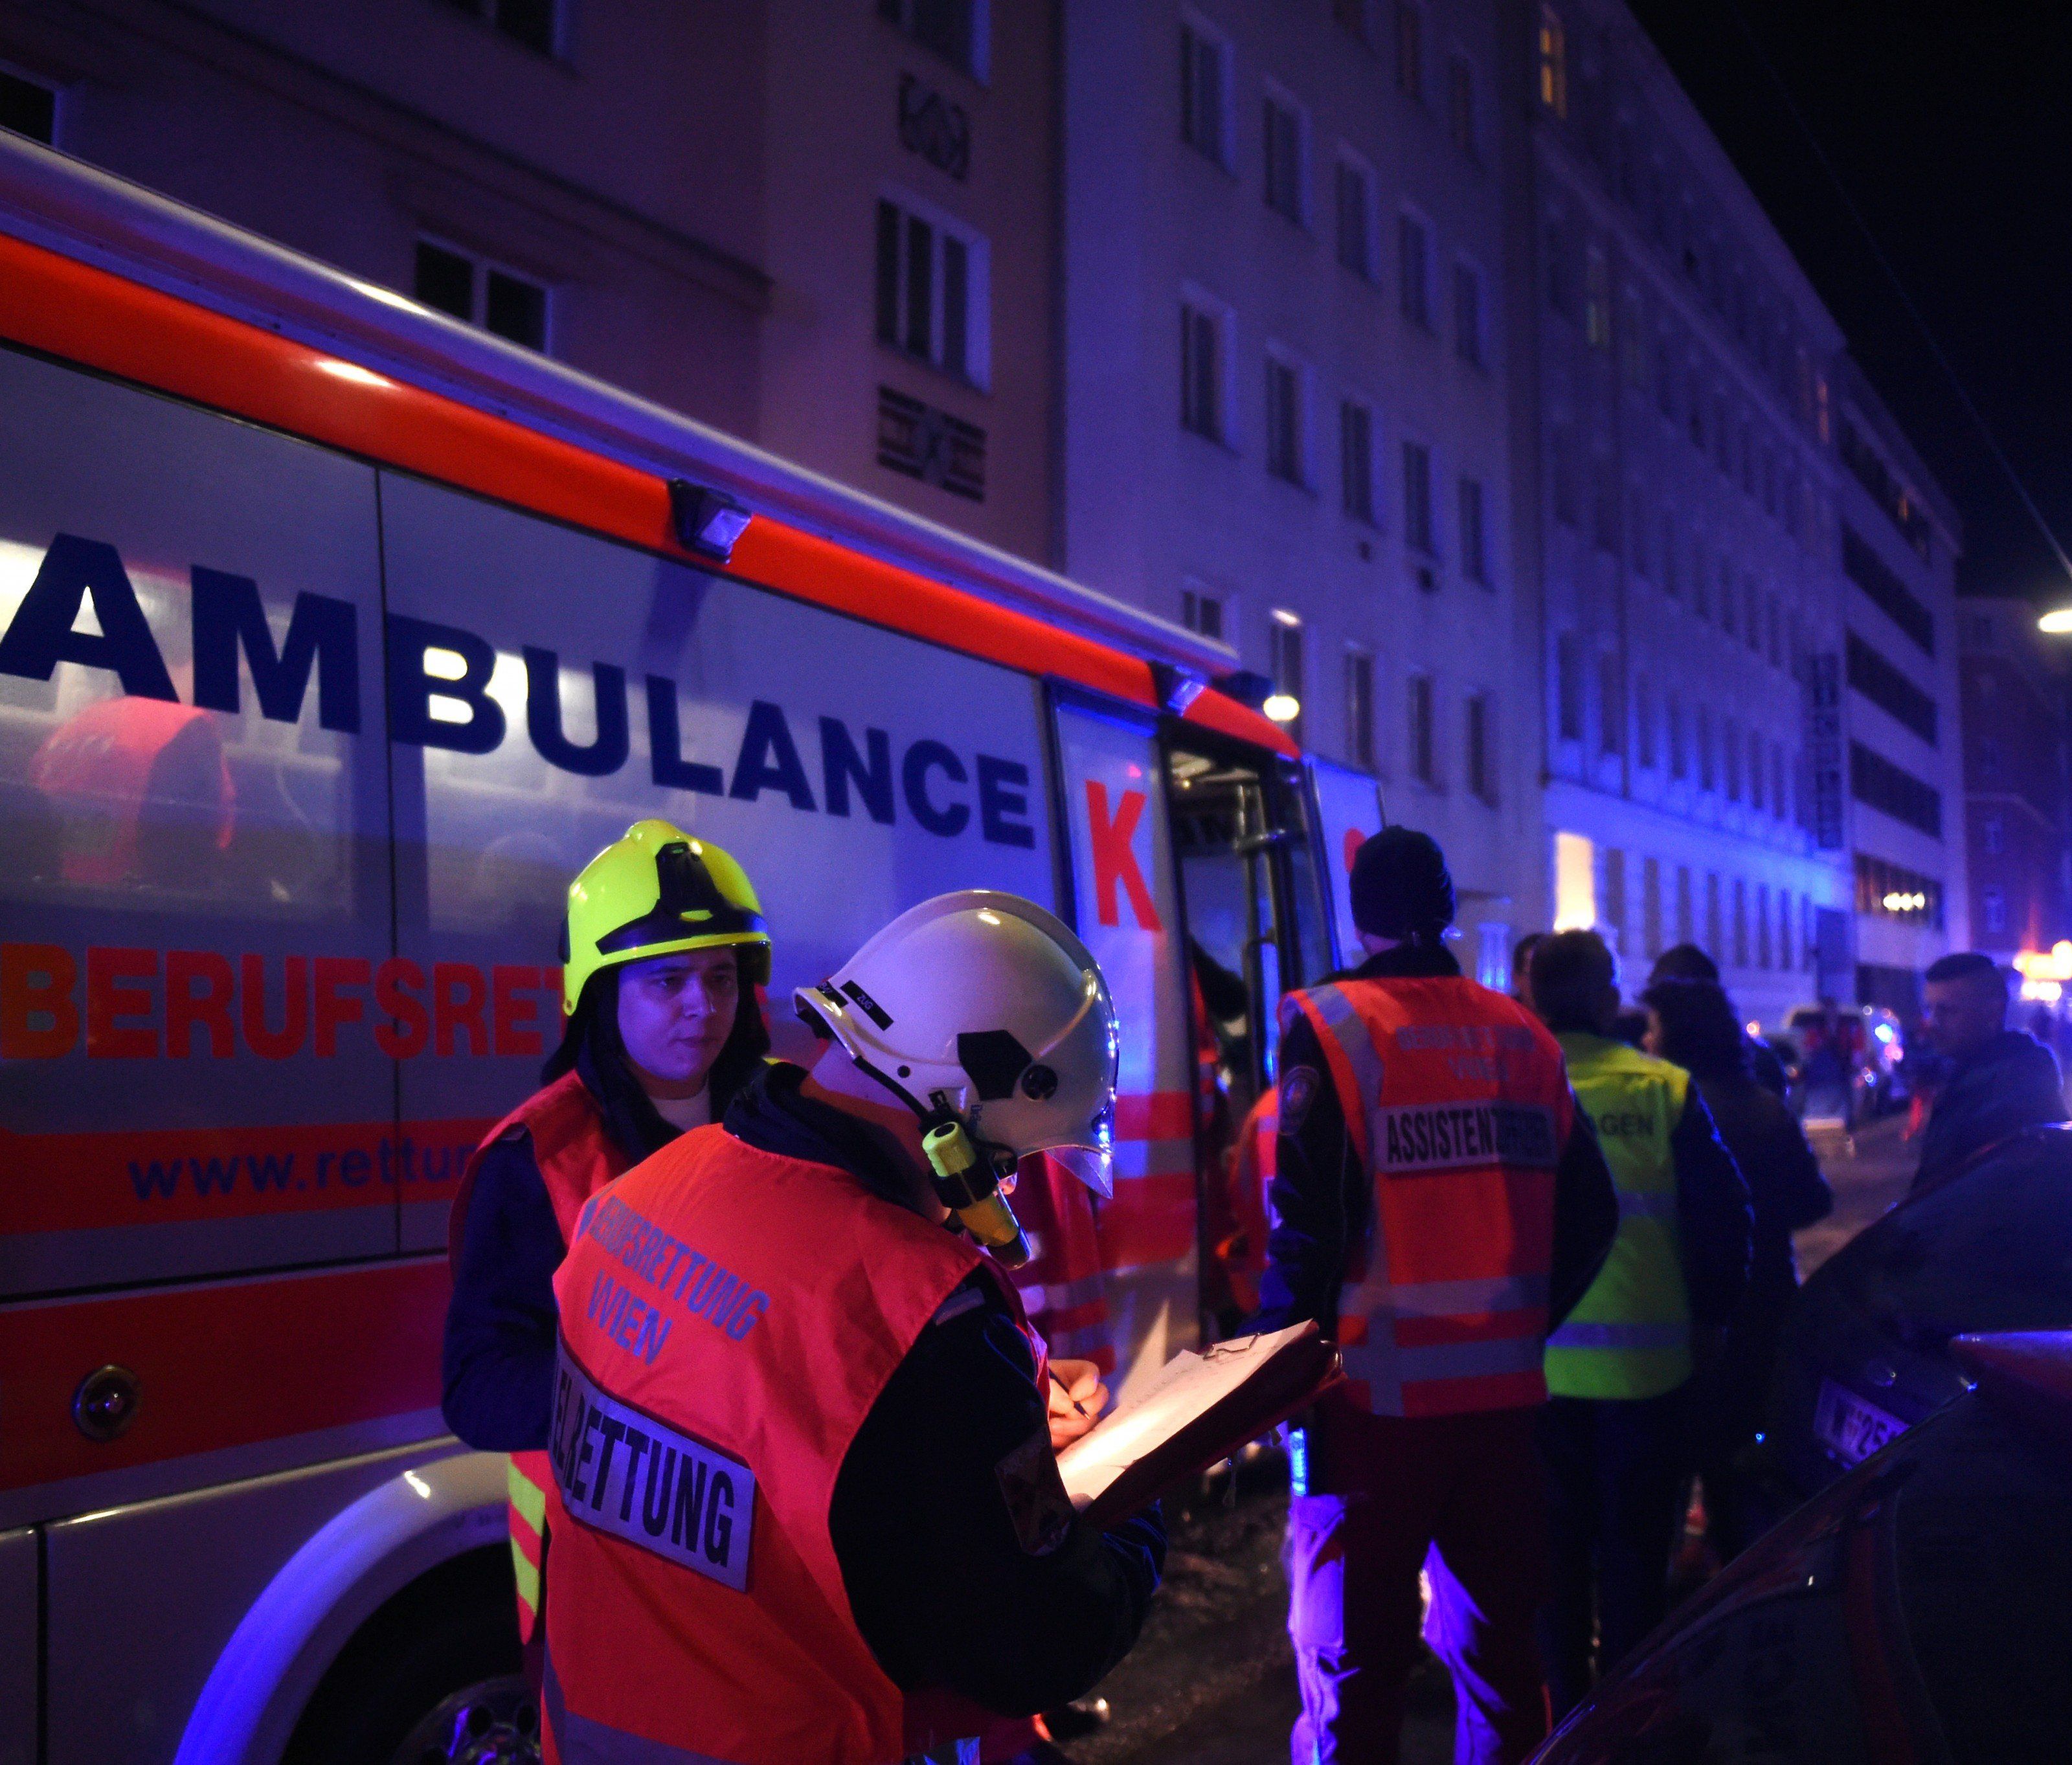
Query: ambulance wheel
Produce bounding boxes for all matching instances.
[281,1546,528,1765]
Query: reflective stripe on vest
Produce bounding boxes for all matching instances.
[1544,1034,1695,1400]
[1283,977,1570,1419]
[452,1071,631,1644]
[542,1125,1020,1765]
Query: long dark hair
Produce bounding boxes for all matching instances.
[1641,978,1749,1082]
[543,950,770,1162]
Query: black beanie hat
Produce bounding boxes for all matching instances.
[1349,826,1456,941]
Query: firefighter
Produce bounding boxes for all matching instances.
[1255,827,1620,1765]
[539,891,1165,1765]
[442,819,773,1660]
[1524,929,1751,1716]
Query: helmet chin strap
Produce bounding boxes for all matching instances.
[918,1092,1031,1270]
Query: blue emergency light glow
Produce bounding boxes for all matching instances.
[1288,1426,1309,1496]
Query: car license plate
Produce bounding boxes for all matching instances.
[1813,1378,1907,1466]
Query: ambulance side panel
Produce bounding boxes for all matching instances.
[376,467,1062,1252]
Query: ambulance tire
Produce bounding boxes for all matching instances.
[280,1544,526,1765]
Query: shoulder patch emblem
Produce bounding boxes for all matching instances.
[995,1426,1073,1557]
[1278,1064,1323,1133]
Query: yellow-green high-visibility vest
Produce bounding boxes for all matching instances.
[1544,1033,1695,1399]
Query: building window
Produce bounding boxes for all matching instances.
[1706,872,1723,957]
[1634,675,1656,769]
[1395,1,1426,101]
[414,239,549,350]
[1453,262,1485,367]
[1697,704,1715,791]
[1723,716,1742,802]
[1409,673,1437,785]
[1584,246,1611,349]
[1266,353,1307,486]
[1745,580,1762,652]
[1691,543,1711,618]
[1628,492,1650,578]
[1448,55,1480,159]
[1779,890,1794,969]
[1983,886,2007,935]
[1748,730,1765,811]
[1643,856,1664,959]
[1676,864,1695,944]
[1598,655,1623,756]
[1842,526,1936,655]
[1398,212,1432,328]
[1667,692,1686,780]
[1336,156,1376,278]
[1846,630,1938,744]
[878,0,987,80]
[1733,879,1750,967]
[1983,813,2005,855]
[875,198,989,385]
[442,0,559,54]
[1180,297,1230,442]
[1459,478,1487,583]
[1467,692,1496,804]
[0,67,58,142]
[1602,849,1627,944]
[1852,741,1943,838]
[1270,613,1306,743]
[1180,17,1232,165]
[1341,401,1376,524]
[1402,442,1434,554]
[1772,743,1787,822]
[1768,594,1783,667]
[1181,584,1226,642]
[1557,633,1582,741]
[1550,427,1577,527]
[1538,5,1567,117]
[1346,649,1377,770]
[1854,854,1944,930]
[1263,89,1309,225]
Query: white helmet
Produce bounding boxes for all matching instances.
[796,891,1121,1195]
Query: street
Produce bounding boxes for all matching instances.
[1059,1113,1920,1765]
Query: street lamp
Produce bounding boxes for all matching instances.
[2039,609,2072,635]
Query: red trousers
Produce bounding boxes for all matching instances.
[1286,1402,1551,1765]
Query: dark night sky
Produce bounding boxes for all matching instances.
[1627,0,2072,604]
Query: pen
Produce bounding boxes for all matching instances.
[1050,1368,1091,1419]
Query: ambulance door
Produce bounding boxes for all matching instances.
[1306,756,1386,970]
[1048,691,1197,1397]
[1164,730,1334,1332]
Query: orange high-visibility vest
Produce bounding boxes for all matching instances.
[1219,1090,1278,1316]
[540,1123,1033,1765]
[450,1070,631,1643]
[1281,976,1572,1418]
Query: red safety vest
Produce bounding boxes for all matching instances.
[540,1123,1036,1765]
[1281,976,1572,1418]
[450,1070,631,1643]
[1217,1090,1278,1316]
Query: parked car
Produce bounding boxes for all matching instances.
[1530,1332,2072,1764]
[1757,1122,2072,1512]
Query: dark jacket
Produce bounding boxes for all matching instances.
[1252,941,1621,1338]
[1912,1029,2068,1198]
[729,1064,1166,1716]
[442,1039,675,1452]
[1691,1071,1830,1301]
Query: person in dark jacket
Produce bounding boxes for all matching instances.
[1527,932,1751,1716]
[1642,978,1831,1560]
[1911,952,2068,1197]
[1647,943,1788,1099]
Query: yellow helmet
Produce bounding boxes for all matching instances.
[559,820,770,1014]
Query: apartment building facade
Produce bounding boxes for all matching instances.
[1061,0,1537,977]
[0,0,1059,561]
[1957,599,2069,969]
[1833,357,1965,1017]
[1516,0,1868,1026]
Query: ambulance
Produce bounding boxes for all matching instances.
[0,132,1381,1763]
